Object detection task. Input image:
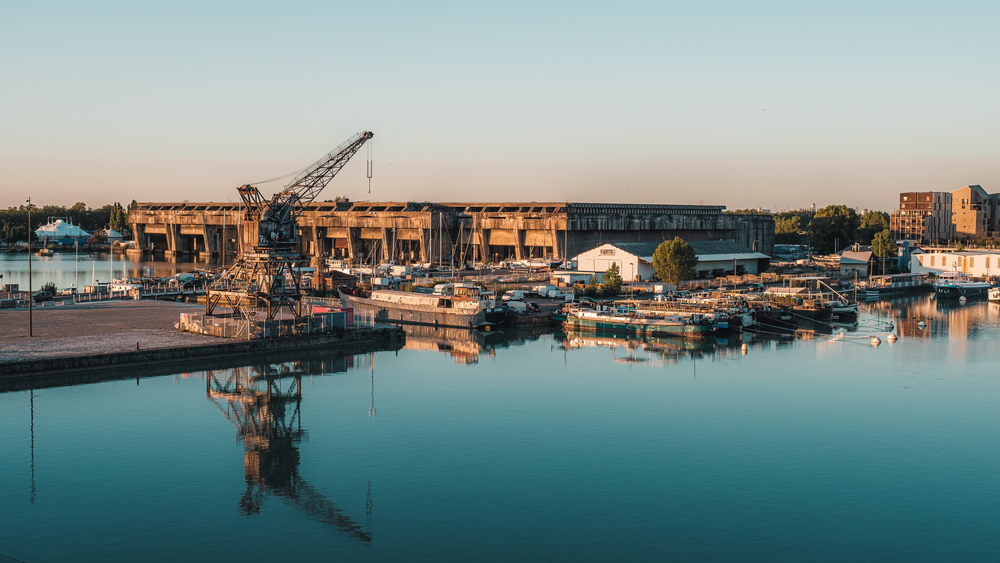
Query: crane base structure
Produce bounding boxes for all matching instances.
[205,251,305,321]
[205,131,373,327]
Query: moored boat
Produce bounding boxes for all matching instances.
[339,287,490,328]
[934,272,992,300]
[860,274,933,300]
[561,305,715,339]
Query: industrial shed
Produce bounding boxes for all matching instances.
[573,240,769,281]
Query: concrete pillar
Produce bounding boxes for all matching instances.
[381,228,392,262]
[164,224,180,261]
[481,229,491,264]
[418,228,428,262]
[346,228,357,262]
[515,227,525,260]
[198,225,214,261]
[127,223,145,261]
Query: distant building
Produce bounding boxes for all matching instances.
[889,192,954,243]
[839,250,876,277]
[911,250,1000,277]
[950,185,990,239]
[573,240,770,281]
[94,228,127,243]
[34,218,90,245]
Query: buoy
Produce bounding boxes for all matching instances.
[959,296,967,303]
[741,343,748,355]
[917,321,927,329]
[887,333,897,342]
[870,336,881,345]
[886,322,894,331]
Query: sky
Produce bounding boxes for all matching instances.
[2,1,999,212]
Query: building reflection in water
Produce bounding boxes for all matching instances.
[400,324,547,365]
[866,294,1000,342]
[205,359,373,544]
[559,330,732,365]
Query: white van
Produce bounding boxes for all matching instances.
[502,290,524,302]
[535,284,556,296]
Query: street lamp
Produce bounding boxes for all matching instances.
[27,198,33,337]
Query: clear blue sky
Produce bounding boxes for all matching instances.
[2,1,998,212]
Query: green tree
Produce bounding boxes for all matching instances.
[652,237,699,289]
[585,275,600,297]
[41,282,57,294]
[108,202,128,233]
[725,209,771,215]
[871,229,896,275]
[774,216,802,244]
[858,211,890,242]
[808,205,860,254]
[92,230,108,245]
[603,262,623,296]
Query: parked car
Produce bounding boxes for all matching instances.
[32,291,53,302]
[525,301,541,313]
[506,301,527,313]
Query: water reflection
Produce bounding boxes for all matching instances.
[865,294,1000,340]
[400,324,547,365]
[0,252,221,291]
[204,358,372,544]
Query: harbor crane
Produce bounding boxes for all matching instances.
[206,131,374,322]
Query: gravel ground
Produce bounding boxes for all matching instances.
[0,300,222,362]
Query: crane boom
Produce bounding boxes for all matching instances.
[239,131,373,251]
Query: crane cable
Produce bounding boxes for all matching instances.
[366,138,373,193]
[249,165,309,186]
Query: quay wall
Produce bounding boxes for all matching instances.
[0,326,405,380]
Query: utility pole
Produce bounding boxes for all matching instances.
[26,198,33,337]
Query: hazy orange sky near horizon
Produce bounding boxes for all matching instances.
[3,1,999,212]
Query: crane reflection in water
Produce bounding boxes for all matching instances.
[205,359,373,544]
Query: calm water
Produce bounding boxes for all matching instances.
[2,296,1000,562]
[0,253,217,291]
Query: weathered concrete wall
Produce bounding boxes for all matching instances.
[129,201,774,264]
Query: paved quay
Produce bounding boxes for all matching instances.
[0,300,217,362]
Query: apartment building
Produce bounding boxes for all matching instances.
[889,192,954,242]
[951,185,990,239]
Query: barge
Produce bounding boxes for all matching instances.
[340,287,489,329]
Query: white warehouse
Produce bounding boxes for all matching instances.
[573,241,770,281]
[911,251,1000,277]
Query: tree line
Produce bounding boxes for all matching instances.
[769,206,890,254]
[0,201,136,243]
